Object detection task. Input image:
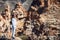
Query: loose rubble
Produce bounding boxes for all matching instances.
[0,0,60,40]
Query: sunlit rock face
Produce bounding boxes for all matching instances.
[0,0,60,40]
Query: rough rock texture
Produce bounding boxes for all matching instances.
[0,0,60,40]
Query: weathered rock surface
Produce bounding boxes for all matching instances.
[0,0,60,40]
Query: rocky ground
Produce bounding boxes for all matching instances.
[0,0,60,40]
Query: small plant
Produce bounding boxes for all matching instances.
[19,35,28,40]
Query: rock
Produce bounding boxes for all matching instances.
[15,37,22,40]
[0,0,60,40]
